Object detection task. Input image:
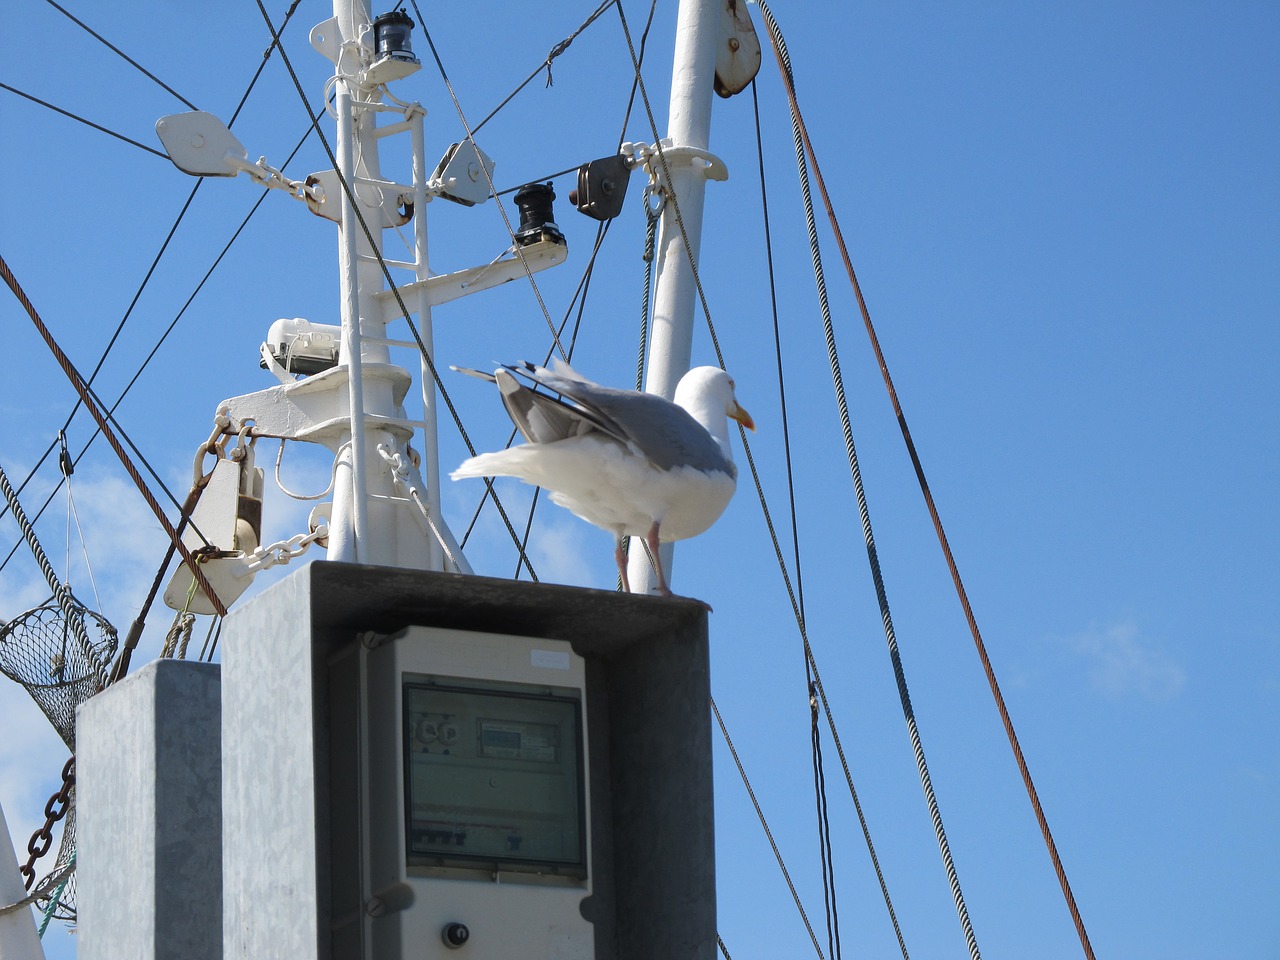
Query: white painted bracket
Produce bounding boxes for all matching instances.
[372,236,568,322]
[220,363,415,449]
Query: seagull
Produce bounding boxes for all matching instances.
[451,360,754,596]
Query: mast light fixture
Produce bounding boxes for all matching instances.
[512,182,564,247]
[366,9,421,85]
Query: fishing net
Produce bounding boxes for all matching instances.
[37,802,78,926]
[0,596,111,928]
[0,597,116,750]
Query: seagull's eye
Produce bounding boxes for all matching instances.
[728,377,736,389]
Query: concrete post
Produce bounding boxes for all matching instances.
[77,660,222,960]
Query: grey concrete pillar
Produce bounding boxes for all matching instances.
[77,659,221,960]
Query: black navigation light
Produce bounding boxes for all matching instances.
[372,10,418,65]
[512,182,564,247]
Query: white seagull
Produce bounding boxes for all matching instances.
[451,360,754,596]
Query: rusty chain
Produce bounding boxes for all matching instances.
[21,756,74,891]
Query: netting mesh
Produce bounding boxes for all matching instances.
[0,598,116,750]
[0,597,113,927]
[40,799,78,924]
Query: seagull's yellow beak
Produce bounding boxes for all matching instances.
[730,401,756,432]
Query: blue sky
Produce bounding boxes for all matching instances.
[2,1,1277,958]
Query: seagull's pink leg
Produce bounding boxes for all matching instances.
[615,536,631,593]
[646,521,673,597]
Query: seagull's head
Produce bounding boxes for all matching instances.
[676,366,756,433]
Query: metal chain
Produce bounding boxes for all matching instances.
[242,525,329,575]
[20,757,74,891]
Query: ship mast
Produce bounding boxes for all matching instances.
[627,0,724,595]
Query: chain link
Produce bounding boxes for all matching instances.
[21,757,74,891]
[242,525,329,575]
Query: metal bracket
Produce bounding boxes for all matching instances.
[372,236,568,321]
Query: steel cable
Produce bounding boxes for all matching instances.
[712,694,827,960]
[757,5,983,958]
[0,255,227,618]
[758,5,1097,958]
[41,0,199,110]
[0,83,168,159]
[614,9,913,952]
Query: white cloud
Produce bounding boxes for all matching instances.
[1067,619,1186,703]
[528,516,608,589]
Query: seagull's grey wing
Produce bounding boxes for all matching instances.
[495,369,630,446]
[501,361,733,474]
[577,387,733,474]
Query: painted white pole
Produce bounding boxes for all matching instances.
[325,0,410,567]
[627,0,722,595]
[409,107,444,570]
[0,802,45,960]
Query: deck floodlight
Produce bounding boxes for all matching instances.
[513,182,564,247]
[367,9,421,85]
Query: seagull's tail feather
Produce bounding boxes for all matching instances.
[503,359,591,389]
[450,365,497,383]
[451,447,548,484]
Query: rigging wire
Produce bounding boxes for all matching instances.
[0,0,312,571]
[810,682,842,960]
[0,255,227,617]
[59,434,104,619]
[751,77,855,960]
[712,695,827,960]
[612,11,915,954]
[611,7,932,956]
[756,5,983,958]
[470,0,619,136]
[252,0,541,581]
[40,0,199,111]
[757,6,1097,958]
[411,2,568,364]
[0,83,168,159]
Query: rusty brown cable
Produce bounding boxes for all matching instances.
[107,480,207,685]
[0,254,228,619]
[758,6,1096,958]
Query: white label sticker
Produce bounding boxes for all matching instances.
[531,649,571,670]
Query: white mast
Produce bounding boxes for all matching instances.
[326,0,415,567]
[627,0,724,595]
